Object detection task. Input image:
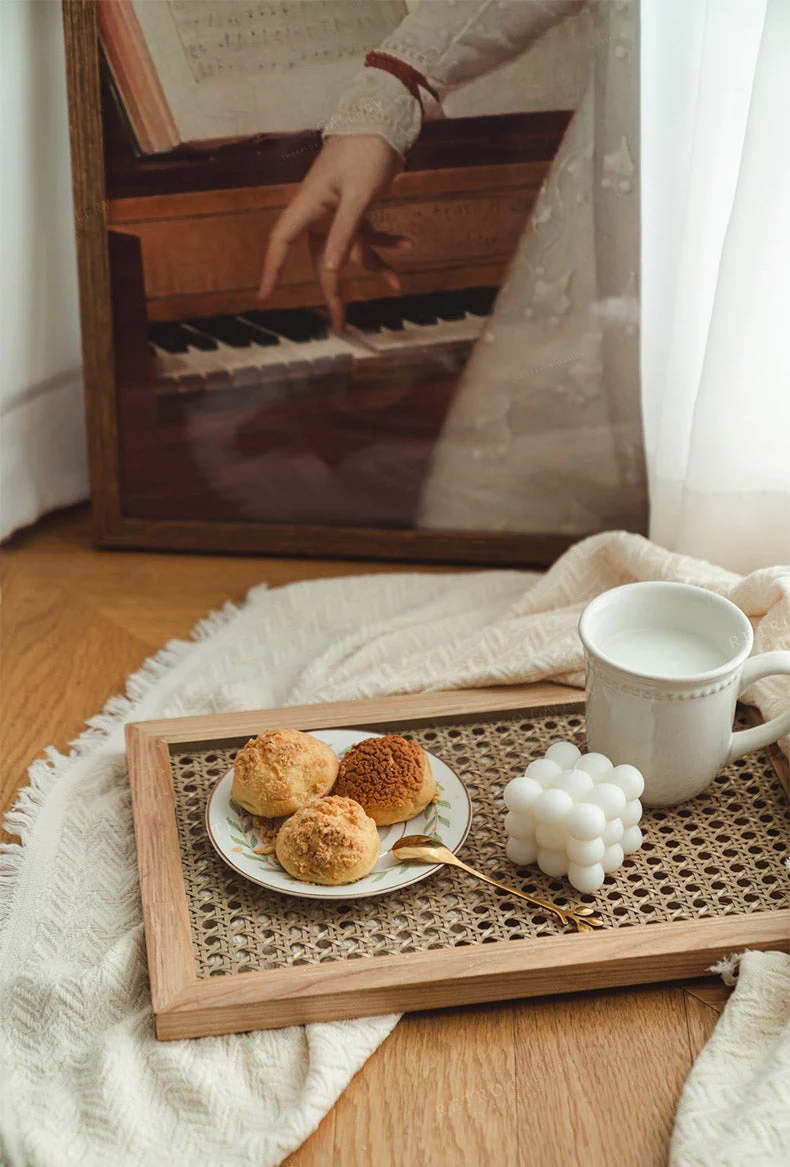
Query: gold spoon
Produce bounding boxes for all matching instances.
[392,835,606,934]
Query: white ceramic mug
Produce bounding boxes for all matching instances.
[578,581,790,806]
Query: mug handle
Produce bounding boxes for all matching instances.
[726,651,790,764]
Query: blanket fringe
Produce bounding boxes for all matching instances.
[709,952,744,986]
[0,598,246,933]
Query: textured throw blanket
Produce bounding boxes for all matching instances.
[670,951,790,1166]
[1,532,788,1166]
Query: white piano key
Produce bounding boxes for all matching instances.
[151,346,193,377]
[344,313,485,355]
[153,329,368,386]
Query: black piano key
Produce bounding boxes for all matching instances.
[185,316,260,348]
[396,295,440,327]
[346,297,405,332]
[177,326,219,351]
[149,321,215,354]
[432,290,470,322]
[242,308,327,343]
[231,314,281,346]
[344,301,382,333]
[460,286,498,317]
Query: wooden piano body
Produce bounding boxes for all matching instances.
[64,0,574,562]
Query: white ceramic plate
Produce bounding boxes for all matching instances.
[205,729,472,899]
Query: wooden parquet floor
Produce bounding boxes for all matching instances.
[0,506,729,1167]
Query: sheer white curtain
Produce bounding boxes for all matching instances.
[641,0,790,573]
[0,0,87,542]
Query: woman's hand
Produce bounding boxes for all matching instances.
[258,134,409,331]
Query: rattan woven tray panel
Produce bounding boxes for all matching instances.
[170,708,789,979]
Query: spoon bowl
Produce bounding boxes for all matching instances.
[394,835,457,863]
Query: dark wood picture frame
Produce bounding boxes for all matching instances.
[63,0,579,566]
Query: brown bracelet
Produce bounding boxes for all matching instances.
[364,50,440,113]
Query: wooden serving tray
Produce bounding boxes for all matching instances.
[125,685,790,1040]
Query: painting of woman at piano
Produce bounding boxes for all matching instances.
[98,0,647,552]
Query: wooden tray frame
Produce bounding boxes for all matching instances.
[126,684,790,1040]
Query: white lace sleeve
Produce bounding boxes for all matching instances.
[325,0,584,157]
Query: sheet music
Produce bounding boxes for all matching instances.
[167,1,407,82]
[133,0,407,139]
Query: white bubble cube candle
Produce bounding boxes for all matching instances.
[503,741,644,893]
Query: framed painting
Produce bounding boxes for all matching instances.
[63,0,647,564]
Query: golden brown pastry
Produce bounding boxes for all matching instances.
[334,735,438,826]
[231,729,338,818]
[275,796,380,885]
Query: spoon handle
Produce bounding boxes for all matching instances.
[447,856,601,933]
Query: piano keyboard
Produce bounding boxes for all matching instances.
[150,286,498,395]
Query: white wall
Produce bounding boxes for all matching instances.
[0,0,88,540]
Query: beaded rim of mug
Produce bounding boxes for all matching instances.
[582,652,741,700]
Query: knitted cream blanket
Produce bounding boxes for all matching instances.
[669,950,790,1166]
[1,532,788,1166]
